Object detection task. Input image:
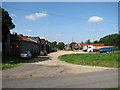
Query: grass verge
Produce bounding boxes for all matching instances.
[58,53,119,68]
[2,55,39,70]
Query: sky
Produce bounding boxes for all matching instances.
[2,2,118,44]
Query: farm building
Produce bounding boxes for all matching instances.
[18,34,40,55]
[73,43,115,52]
[8,33,53,57]
[73,44,81,50]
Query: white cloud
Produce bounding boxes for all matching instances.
[54,34,62,39]
[88,16,103,23]
[26,12,48,20]
[25,29,32,32]
[11,14,15,17]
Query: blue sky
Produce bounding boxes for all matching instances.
[2,2,118,44]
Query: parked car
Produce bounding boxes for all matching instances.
[40,50,47,56]
[20,51,32,58]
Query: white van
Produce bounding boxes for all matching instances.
[82,46,87,51]
[87,45,97,52]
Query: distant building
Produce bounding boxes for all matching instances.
[7,33,52,57]
[64,44,71,50]
[40,39,46,51]
[73,44,81,50]
[29,37,41,54]
[18,34,40,55]
[73,44,105,50]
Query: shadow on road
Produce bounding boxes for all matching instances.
[30,56,52,63]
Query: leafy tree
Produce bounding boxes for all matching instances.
[70,42,76,50]
[52,41,57,48]
[99,34,119,46]
[85,39,91,44]
[81,41,84,44]
[0,7,1,42]
[57,42,65,50]
[2,8,15,56]
[93,40,99,44]
[2,8,15,41]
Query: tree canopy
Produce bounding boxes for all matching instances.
[70,42,76,50]
[85,39,91,44]
[52,41,57,48]
[93,40,99,44]
[81,41,84,44]
[99,34,119,46]
[2,8,15,41]
[57,42,65,50]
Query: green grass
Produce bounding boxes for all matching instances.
[2,55,39,70]
[58,53,119,68]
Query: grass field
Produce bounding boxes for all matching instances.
[58,53,119,68]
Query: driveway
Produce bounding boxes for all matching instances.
[2,51,116,78]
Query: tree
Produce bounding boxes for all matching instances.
[57,42,65,50]
[99,34,119,46]
[93,40,99,44]
[52,41,57,48]
[2,8,15,41]
[70,42,76,50]
[85,39,91,44]
[2,8,15,56]
[81,41,84,44]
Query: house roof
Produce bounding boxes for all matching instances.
[20,37,36,43]
[73,44,115,47]
[18,35,37,43]
[29,37,40,41]
[99,46,114,47]
[80,44,105,47]
[73,44,105,47]
[73,44,81,47]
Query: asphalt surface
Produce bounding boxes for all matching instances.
[3,69,118,88]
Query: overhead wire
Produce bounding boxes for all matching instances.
[2,6,81,21]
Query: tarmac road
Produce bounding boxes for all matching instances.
[3,69,118,88]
